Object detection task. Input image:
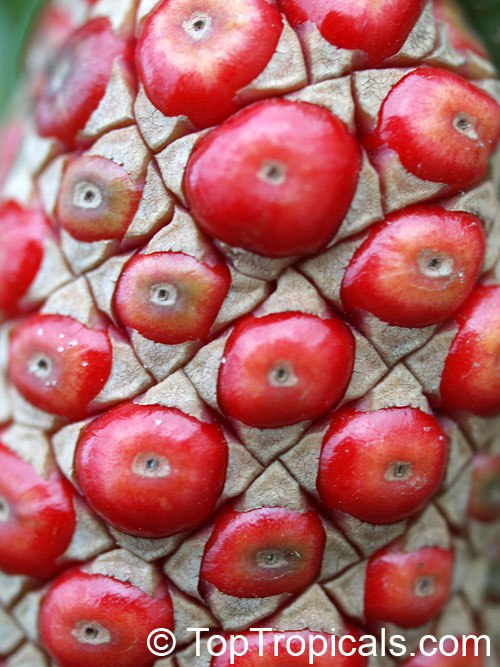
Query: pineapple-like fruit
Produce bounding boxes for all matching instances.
[1,0,500,665]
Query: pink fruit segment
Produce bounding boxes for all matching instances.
[0,202,51,320]
[200,507,326,598]
[136,0,283,129]
[56,154,142,242]
[317,407,448,525]
[440,285,500,416]
[185,99,360,258]
[36,17,135,146]
[341,206,485,328]
[40,567,174,667]
[75,403,228,537]
[218,312,355,429]
[8,314,113,419]
[114,251,231,344]
[366,67,500,190]
[364,541,454,628]
[0,440,76,579]
[280,0,425,66]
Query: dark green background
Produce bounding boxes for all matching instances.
[0,0,499,117]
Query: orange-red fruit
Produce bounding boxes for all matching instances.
[211,629,367,666]
[136,0,283,129]
[185,99,360,258]
[341,206,485,328]
[0,202,52,320]
[8,314,112,419]
[364,541,453,628]
[468,454,500,522]
[39,567,174,667]
[36,18,134,146]
[57,155,142,242]
[75,403,228,537]
[114,251,231,344]
[280,0,425,67]
[317,407,448,525]
[366,67,500,190]
[405,636,485,665]
[218,312,355,429]
[200,507,325,598]
[440,284,500,416]
[0,440,76,579]
[433,0,488,61]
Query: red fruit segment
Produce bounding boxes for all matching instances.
[136,0,283,129]
[211,629,367,666]
[36,18,134,146]
[75,403,228,538]
[405,636,485,666]
[440,285,500,416]
[367,67,500,189]
[341,206,485,328]
[468,454,500,522]
[280,0,425,67]
[185,99,360,258]
[218,312,355,429]
[40,568,174,667]
[114,251,231,344]
[8,314,112,419]
[200,507,325,598]
[0,202,50,320]
[0,441,76,579]
[56,155,142,242]
[364,542,453,628]
[433,0,488,60]
[317,407,448,525]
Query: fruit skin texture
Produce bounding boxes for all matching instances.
[404,636,485,665]
[114,251,231,344]
[39,566,174,667]
[279,0,425,67]
[218,312,355,428]
[8,314,113,420]
[36,17,135,146]
[2,0,500,663]
[440,285,500,416]
[136,0,283,129]
[0,202,51,320]
[341,206,486,328]
[364,542,454,628]
[365,67,500,191]
[185,99,360,258]
[200,507,326,598]
[317,406,448,525]
[0,440,76,579]
[75,403,228,537]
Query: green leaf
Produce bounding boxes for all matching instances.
[460,0,500,67]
